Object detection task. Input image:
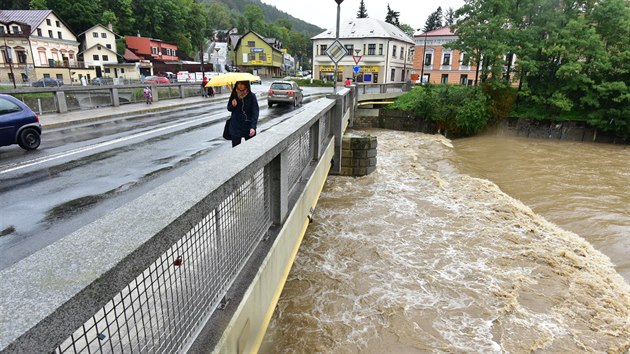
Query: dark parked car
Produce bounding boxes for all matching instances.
[267,81,303,107]
[143,76,170,84]
[31,77,63,87]
[91,77,114,85]
[0,94,41,150]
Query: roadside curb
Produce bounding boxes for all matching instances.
[40,97,224,129]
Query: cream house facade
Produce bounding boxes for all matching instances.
[0,10,94,85]
[311,18,414,84]
[78,24,120,79]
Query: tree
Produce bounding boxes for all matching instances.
[444,7,456,26]
[423,6,443,32]
[48,0,102,33]
[99,0,135,35]
[399,23,415,37]
[29,0,47,9]
[357,0,368,18]
[385,4,400,27]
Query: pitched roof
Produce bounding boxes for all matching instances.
[124,48,141,61]
[0,10,51,29]
[78,24,120,38]
[0,9,77,37]
[312,17,414,44]
[415,26,454,37]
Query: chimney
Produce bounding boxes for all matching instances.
[108,22,113,32]
[137,31,141,37]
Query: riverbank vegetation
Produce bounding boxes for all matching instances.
[393,0,630,142]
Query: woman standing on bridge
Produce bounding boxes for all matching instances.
[227,80,259,147]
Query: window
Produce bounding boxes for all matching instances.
[151,47,158,54]
[101,33,107,38]
[441,74,448,84]
[16,49,27,64]
[56,21,60,27]
[390,69,395,81]
[48,30,53,38]
[442,53,451,65]
[105,68,111,73]
[320,44,327,55]
[56,74,63,81]
[0,27,5,35]
[259,53,266,61]
[8,73,14,83]
[93,55,99,60]
[461,53,471,66]
[120,68,125,73]
[460,74,468,85]
[106,44,112,49]
[58,32,62,39]
[1,47,11,63]
[344,44,353,56]
[392,45,397,58]
[247,41,255,47]
[46,19,51,26]
[247,53,255,61]
[12,26,20,34]
[102,55,109,61]
[368,44,376,55]
[424,53,432,66]
[37,28,42,36]
[378,44,383,55]
[93,32,98,38]
[400,47,404,59]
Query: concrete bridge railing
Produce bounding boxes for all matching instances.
[0,83,406,354]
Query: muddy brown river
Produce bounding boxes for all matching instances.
[262,130,629,353]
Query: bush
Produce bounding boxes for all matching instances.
[388,84,489,138]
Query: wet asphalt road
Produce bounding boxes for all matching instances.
[0,90,327,270]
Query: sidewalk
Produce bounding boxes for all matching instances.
[38,93,230,129]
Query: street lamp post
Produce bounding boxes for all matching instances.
[419,31,427,85]
[333,0,343,94]
[214,47,220,72]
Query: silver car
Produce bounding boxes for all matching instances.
[267,81,303,107]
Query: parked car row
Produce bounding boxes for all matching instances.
[0,94,42,150]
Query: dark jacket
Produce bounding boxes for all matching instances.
[227,91,259,138]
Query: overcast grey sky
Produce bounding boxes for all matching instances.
[261,0,466,34]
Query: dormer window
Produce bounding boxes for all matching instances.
[11,26,20,34]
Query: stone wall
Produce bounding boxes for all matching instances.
[354,108,437,134]
[354,108,625,144]
[341,132,377,176]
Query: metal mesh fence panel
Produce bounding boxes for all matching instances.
[286,130,312,189]
[56,168,271,354]
[117,88,146,105]
[64,90,114,112]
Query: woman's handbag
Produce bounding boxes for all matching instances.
[223,118,232,140]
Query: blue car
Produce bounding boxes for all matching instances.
[0,94,42,150]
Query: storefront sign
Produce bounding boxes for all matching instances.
[250,48,264,53]
[320,65,344,72]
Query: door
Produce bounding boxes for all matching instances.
[373,72,379,83]
[95,66,102,77]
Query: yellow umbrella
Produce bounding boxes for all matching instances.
[204,72,261,87]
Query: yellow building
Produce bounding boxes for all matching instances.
[231,31,283,77]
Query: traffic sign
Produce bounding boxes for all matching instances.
[353,65,360,74]
[325,40,348,64]
[352,55,362,65]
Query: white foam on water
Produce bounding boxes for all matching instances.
[261,130,630,354]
